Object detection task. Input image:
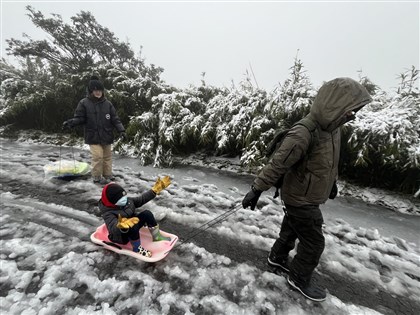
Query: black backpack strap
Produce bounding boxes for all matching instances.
[265,128,290,158]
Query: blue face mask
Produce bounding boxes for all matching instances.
[115,196,128,207]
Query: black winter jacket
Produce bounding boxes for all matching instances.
[69,96,125,145]
[99,189,156,244]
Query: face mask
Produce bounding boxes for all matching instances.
[115,196,128,207]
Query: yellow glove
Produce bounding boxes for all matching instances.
[152,176,171,194]
[161,175,171,189]
[117,214,139,229]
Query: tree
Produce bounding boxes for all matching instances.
[357,70,379,96]
[6,6,137,73]
[1,6,165,132]
[396,66,419,97]
[267,55,315,126]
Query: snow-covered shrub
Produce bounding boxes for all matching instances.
[351,96,419,169]
[343,77,420,194]
[154,144,173,168]
[203,81,268,156]
[239,58,315,170]
[0,77,31,101]
[1,6,418,195]
[268,57,316,125]
[125,86,210,167]
[118,112,158,163]
[239,112,274,170]
[395,66,419,98]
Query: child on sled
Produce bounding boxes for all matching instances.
[99,176,171,257]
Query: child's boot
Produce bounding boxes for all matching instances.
[149,225,171,242]
[138,245,152,258]
[130,239,152,257]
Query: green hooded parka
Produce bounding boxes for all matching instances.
[253,77,372,208]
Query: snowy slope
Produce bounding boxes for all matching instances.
[1,140,419,315]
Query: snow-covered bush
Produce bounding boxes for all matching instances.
[125,86,209,167]
[203,81,267,156]
[350,95,419,170]
[267,57,316,125]
[342,69,420,194]
[1,7,418,195]
[239,58,315,170]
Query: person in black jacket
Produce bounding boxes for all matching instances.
[99,176,172,257]
[63,76,126,184]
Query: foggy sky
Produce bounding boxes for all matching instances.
[1,0,419,92]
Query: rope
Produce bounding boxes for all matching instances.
[58,143,62,175]
[71,143,76,174]
[57,131,77,176]
[177,204,243,245]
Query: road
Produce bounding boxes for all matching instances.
[1,139,420,314]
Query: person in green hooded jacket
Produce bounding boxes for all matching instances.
[242,77,372,302]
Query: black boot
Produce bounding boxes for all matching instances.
[267,251,290,273]
[287,273,326,302]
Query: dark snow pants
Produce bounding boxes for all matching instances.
[270,204,325,285]
[112,210,158,244]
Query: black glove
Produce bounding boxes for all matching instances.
[62,120,73,130]
[119,132,127,141]
[242,186,262,210]
[329,181,338,199]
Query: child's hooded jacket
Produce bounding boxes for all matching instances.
[99,183,156,244]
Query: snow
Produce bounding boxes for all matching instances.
[1,139,420,314]
[349,91,420,170]
[337,182,419,215]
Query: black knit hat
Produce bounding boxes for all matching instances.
[105,183,127,204]
[88,75,104,93]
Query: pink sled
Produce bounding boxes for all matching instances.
[90,224,178,262]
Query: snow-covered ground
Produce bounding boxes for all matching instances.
[6,130,420,215]
[1,139,420,314]
[173,154,420,216]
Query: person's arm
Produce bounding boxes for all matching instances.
[102,211,121,235]
[253,125,312,191]
[63,99,86,128]
[109,103,125,133]
[132,190,157,208]
[132,176,171,208]
[71,99,87,126]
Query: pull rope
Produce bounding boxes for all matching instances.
[71,143,76,174]
[58,143,62,175]
[58,132,77,176]
[177,204,243,245]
